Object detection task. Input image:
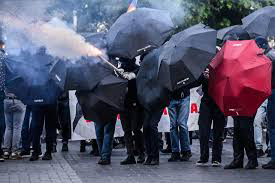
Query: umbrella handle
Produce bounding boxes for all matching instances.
[97,55,120,72]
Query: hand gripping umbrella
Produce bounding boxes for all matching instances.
[158,23,217,91]
[242,6,275,38]
[209,40,272,117]
[106,8,174,59]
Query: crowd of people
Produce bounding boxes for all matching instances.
[0,31,275,171]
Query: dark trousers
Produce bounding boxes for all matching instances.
[120,105,145,156]
[58,100,71,143]
[0,91,4,155]
[31,104,58,154]
[198,97,226,162]
[232,116,257,162]
[94,115,117,160]
[267,89,275,161]
[143,108,164,159]
[21,105,32,152]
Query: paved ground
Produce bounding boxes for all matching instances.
[0,140,274,183]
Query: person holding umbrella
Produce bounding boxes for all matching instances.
[118,57,146,165]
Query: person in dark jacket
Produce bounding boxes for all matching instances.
[118,57,145,165]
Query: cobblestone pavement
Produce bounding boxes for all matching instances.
[0,140,274,183]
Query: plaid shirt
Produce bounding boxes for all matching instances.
[0,50,6,91]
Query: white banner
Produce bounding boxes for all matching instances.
[70,87,232,140]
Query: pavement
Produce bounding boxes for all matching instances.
[0,139,274,183]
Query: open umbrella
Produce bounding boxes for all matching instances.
[5,54,61,105]
[137,47,171,111]
[158,23,217,91]
[209,40,272,117]
[106,8,174,59]
[217,25,250,41]
[217,25,240,40]
[242,6,275,38]
[76,74,128,124]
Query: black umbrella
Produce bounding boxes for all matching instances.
[76,74,128,124]
[158,23,217,91]
[106,8,174,59]
[50,57,113,91]
[5,54,61,105]
[217,25,241,40]
[137,48,171,111]
[242,6,275,38]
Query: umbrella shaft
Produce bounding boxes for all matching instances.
[98,55,119,71]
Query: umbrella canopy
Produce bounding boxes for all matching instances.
[242,6,275,38]
[106,8,174,59]
[217,25,250,41]
[158,24,217,91]
[76,74,128,124]
[5,54,61,105]
[137,48,171,111]
[209,40,272,117]
[217,25,240,40]
[50,57,113,91]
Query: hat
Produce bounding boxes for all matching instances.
[255,36,270,50]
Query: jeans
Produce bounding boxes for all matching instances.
[143,108,164,159]
[31,104,58,154]
[254,99,267,150]
[21,105,32,152]
[198,96,226,163]
[3,99,26,152]
[94,116,117,160]
[0,91,5,154]
[267,89,275,161]
[120,104,144,156]
[168,96,190,153]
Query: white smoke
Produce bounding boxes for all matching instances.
[0,0,103,60]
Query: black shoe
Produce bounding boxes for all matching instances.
[120,156,136,165]
[224,161,243,169]
[181,151,192,161]
[262,161,275,169]
[20,150,31,157]
[137,153,146,164]
[168,152,181,162]
[29,153,39,161]
[52,145,57,153]
[98,159,111,165]
[245,160,258,169]
[150,157,159,166]
[161,148,172,154]
[61,144,69,152]
[80,146,86,152]
[196,160,209,166]
[266,149,271,157]
[144,156,153,165]
[256,149,265,158]
[42,152,52,160]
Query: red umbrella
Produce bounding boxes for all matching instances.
[209,40,272,117]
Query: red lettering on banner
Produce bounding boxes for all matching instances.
[191,103,198,113]
[85,120,93,123]
[117,114,120,120]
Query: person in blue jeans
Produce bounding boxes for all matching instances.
[168,88,192,162]
[94,114,117,165]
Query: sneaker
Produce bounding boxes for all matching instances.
[168,152,181,162]
[98,159,111,165]
[42,152,52,161]
[137,153,146,164]
[29,153,39,161]
[196,160,209,166]
[262,161,275,169]
[256,149,265,158]
[120,156,136,165]
[212,161,221,167]
[10,152,22,160]
[180,151,192,161]
[224,161,243,169]
[245,160,258,169]
[0,155,4,162]
[61,144,69,152]
[20,150,31,158]
[161,148,172,154]
[3,152,10,159]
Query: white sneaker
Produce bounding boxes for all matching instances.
[212,161,221,167]
[196,160,209,166]
[3,152,10,159]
